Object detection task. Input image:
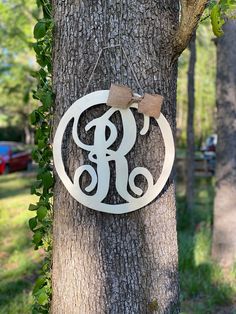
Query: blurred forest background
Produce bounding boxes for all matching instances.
[0,0,217,146]
[0,1,235,314]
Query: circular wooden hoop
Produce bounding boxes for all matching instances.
[53,90,175,214]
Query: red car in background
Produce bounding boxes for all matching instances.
[0,142,32,175]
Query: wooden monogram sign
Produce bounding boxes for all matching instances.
[53,90,175,214]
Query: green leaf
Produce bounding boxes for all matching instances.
[33,276,46,294]
[32,149,42,163]
[35,128,43,141]
[38,139,46,150]
[210,4,225,37]
[32,42,41,55]
[37,206,47,221]
[35,286,49,306]
[33,230,43,245]
[36,0,42,7]
[29,217,38,231]
[42,171,54,189]
[28,203,38,211]
[36,54,48,67]
[30,110,37,124]
[38,291,48,306]
[219,0,236,11]
[23,90,30,104]
[41,92,53,108]
[39,68,47,79]
[31,180,42,191]
[34,21,47,39]
[30,110,43,125]
[47,62,52,74]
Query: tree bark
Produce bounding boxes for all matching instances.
[24,124,33,145]
[212,20,236,267]
[186,32,196,214]
[52,1,180,313]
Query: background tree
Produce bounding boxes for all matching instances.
[212,20,236,267]
[51,1,207,313]
[177,22,216,146]
[186,32,196,214]
[0,0,37,143]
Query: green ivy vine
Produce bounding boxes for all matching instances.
[210,0,236,36]
[29,0,53,312]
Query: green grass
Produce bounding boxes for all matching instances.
[0,172,236,314]
[178,177,236,314]
[0,172,42,314]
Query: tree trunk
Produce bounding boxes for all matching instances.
[186,32,196,214]
[24,124,33,145]
[52,1,180,313]
[212,20,236,267]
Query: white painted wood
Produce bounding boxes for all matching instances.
[53,90,175,214]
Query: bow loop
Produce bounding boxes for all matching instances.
[107,84,164,118]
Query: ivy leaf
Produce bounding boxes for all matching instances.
[33,276,46,294]
[30,110,43,125]
[39,68,47,79]
[28,203,38,211]
[31,180,42,195]
[35,286,49,306]
[23,89,30,104]
[219,0,236,11]
[29,217,38,231]
[32,42,41,55]
[210,4,225,37]
[32,149,42,163]
[38,291,48,306]
[30,110,37,125]
[35,128,43,141]
[38,139,46,150]
[41,171,54,189]
[37,206,48,221]
[36,55,48,67]
[36,0,42,8]
[33,230,43,245]
[34,21,47,39]
[47,62,52,74]
[41,92,53,109]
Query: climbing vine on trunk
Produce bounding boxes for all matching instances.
[29,0,54,312]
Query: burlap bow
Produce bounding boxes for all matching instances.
[107,83,164,118]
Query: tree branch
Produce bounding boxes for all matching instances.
[172,0,208,60]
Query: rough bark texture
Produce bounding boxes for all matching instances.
[52,1,180,313]
[212,20,236,267]
[186,32,196,214]
[173,0,207,59]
